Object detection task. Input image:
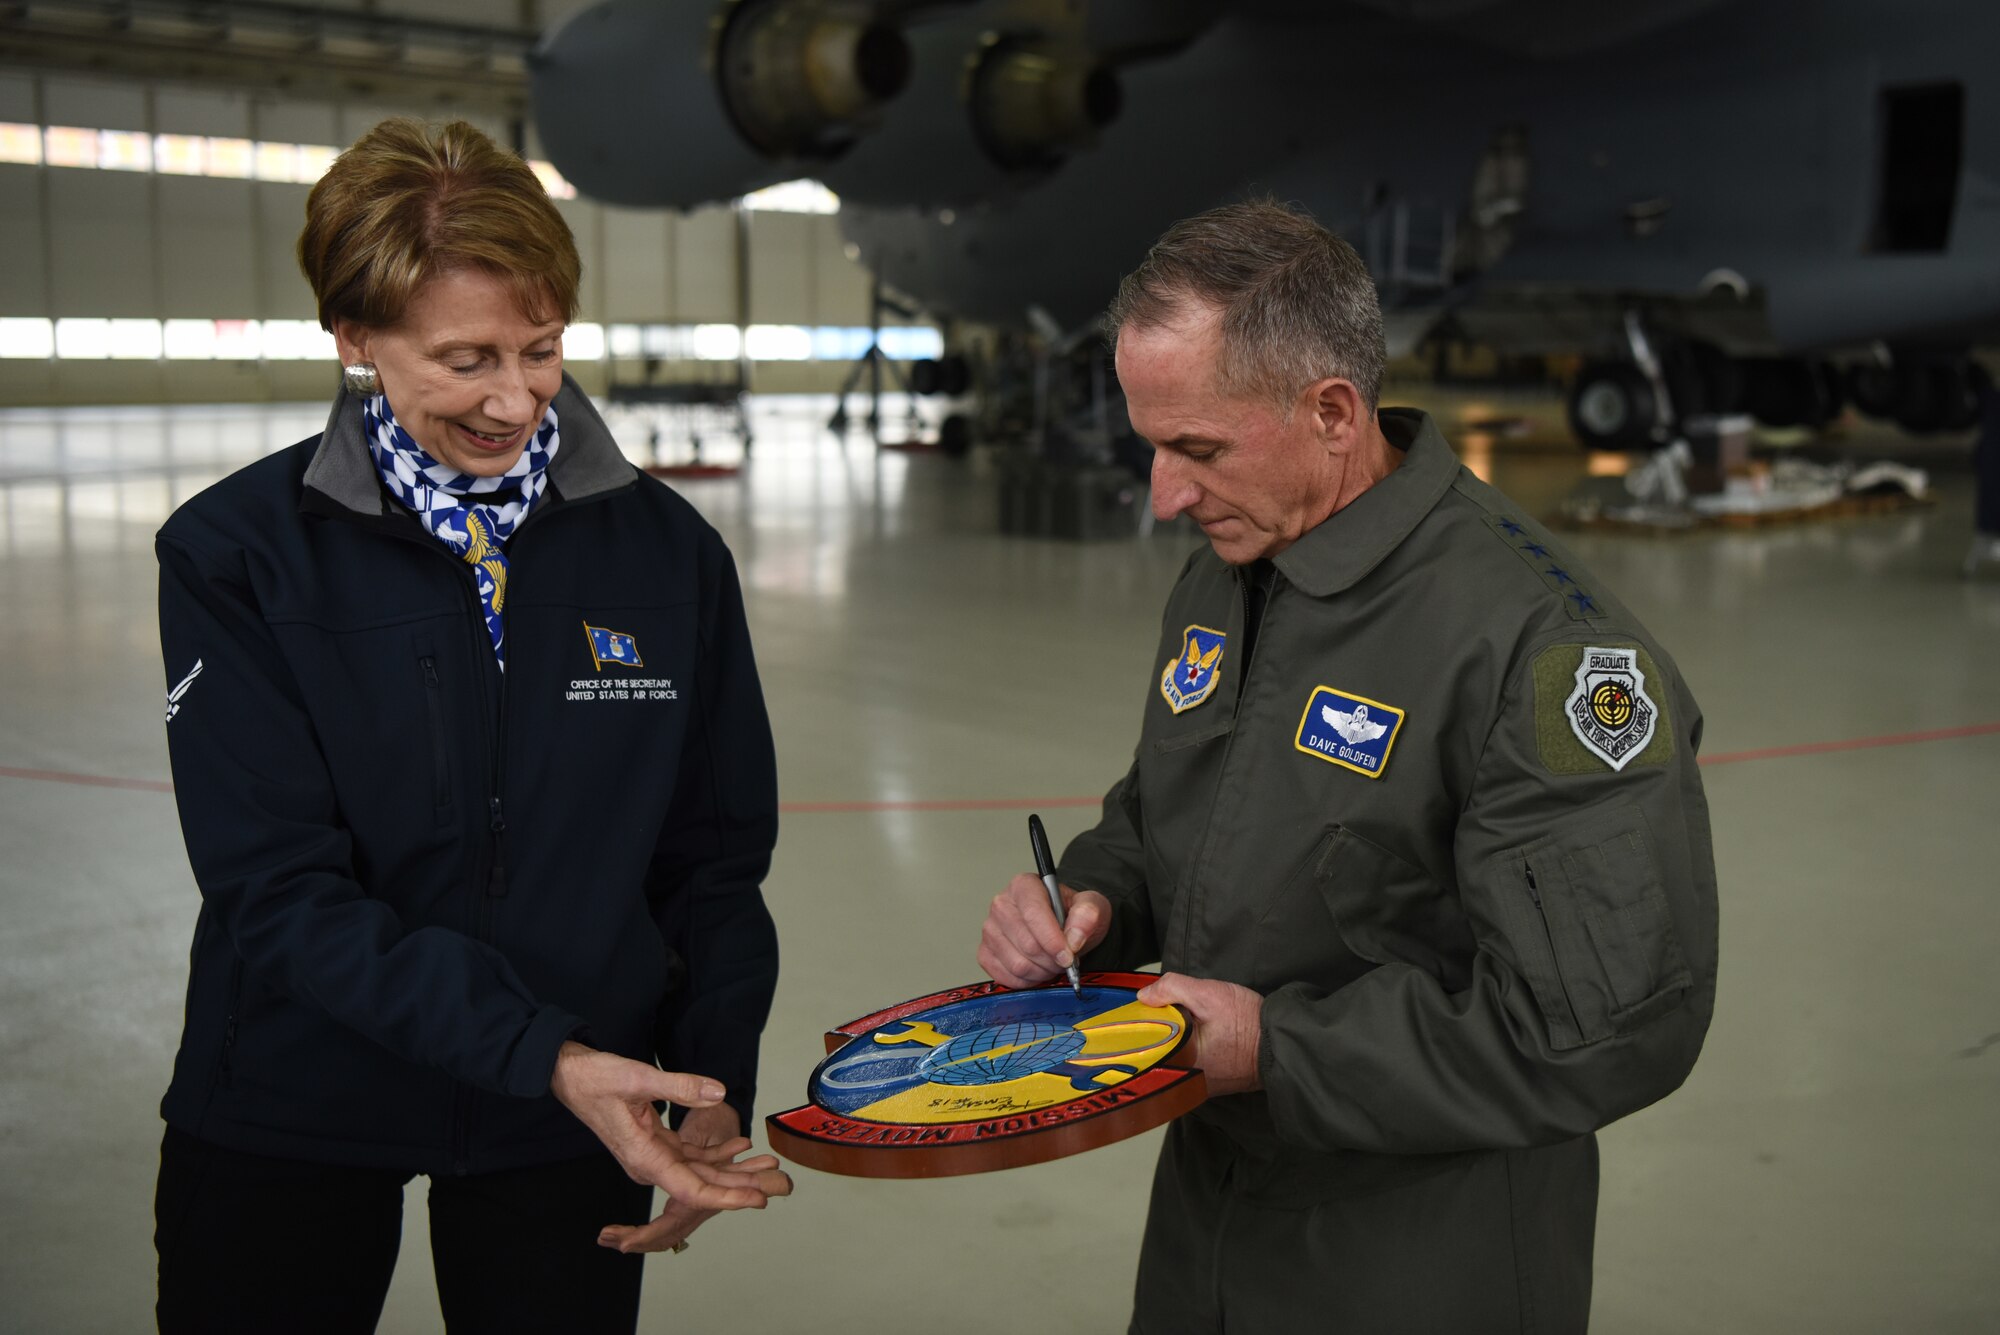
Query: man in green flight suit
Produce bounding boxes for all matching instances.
[977,201,1717,1333]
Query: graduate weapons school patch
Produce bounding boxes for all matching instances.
[1160,625,1227,714]
[1563,646,1658,771]
[1294,686,1405,778]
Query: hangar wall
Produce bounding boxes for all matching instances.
[0,60,901,407]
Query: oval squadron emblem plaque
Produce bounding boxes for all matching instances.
[766,973,1206,1179]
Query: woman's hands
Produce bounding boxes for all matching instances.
[546,1041,792,1253]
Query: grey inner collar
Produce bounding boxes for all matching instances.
[302,370,635,516]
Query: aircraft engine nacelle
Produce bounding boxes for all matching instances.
[530,0,911,208]
[819,20,1121,209]
[969,37,1122,171]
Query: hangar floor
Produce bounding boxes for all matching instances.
[1,395,1996,1333]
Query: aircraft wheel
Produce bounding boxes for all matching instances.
[910,358,942,396]
[1742,358,1837,428]
[1567,362,1658,450]
[1688,342,1745,415]
[939,354,972,397]
[1813,360,1848,420]
[938,413,973,459]
[1942,361,1984,431]
[1848,362,1901,419]
[1894,360,1980,433]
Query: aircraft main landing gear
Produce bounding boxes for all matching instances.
[1565,335,1983,448]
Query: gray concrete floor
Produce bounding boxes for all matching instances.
[1,395,1997,1333]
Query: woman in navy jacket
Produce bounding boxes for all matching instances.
[152,118,788,1334]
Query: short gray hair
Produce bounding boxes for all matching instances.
[1107,198,1386,414]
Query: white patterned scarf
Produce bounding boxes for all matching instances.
[362,393,560,671]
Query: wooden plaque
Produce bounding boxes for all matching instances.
[765,972,1206,1179]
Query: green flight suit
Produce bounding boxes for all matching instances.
[1060,409,1718,1334]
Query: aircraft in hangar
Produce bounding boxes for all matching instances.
[531,0,1998,449]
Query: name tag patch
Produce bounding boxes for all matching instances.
[1294,687,1405,778]
[1160,625,1227,714]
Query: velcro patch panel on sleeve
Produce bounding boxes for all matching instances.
[1531,642,1674,774]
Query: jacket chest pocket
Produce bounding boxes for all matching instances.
[1140,719,1234,966]
[1240,828,1374,994]
[1507,805,1693,1050]
[1313,827,1476,990]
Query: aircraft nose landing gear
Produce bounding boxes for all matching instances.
[1567,361,1662,451]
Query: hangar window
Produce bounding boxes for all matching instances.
[742,179,840,214]
[0,319,55,358]
[0,122,40,165]
[0,121,842,214]
[0,121,577,197]
[599,324,939,363]
[1871,83,1963,253]
[0,319,939,364]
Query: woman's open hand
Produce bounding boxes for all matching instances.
[546,1042,792,1251]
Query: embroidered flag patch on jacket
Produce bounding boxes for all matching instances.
[1160,625,1226,714]
[1294,686,1405,778]
[584,623,643,671]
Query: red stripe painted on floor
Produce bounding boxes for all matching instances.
[781,795,1104,815]
[0,765,176,793]
[1694,720,2000,768]
[5,721,1996,807]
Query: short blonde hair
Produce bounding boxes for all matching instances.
[298,117,580,332]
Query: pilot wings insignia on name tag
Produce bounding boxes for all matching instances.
[1295,686,1405,779]
[1159,625,1227,714]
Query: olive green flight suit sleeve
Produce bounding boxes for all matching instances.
[1057,758,1162,971]
[1257,634,1718,1154]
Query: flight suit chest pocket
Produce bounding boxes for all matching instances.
[1139,718,1235,881]
[1316,828,1475,991]
[1511,805,1693,1050]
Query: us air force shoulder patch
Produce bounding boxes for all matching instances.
[1294,686,1405,778]
[1533,643,1673,774]
[1160,625,1226,714]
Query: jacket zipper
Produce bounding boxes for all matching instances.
[420,655,449,810]
[1525,865,1586,1037]
[1180,569,1267,964]
[319,488,578,1174]
[217,956,244,1090]
[1230,569,1259,719]
[451,561,503,1176]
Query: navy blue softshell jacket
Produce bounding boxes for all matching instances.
[156,374,779,1174]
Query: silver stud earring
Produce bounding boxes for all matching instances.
[342,362,379,397]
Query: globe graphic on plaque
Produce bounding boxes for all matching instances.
[917,1022,1087,1086]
